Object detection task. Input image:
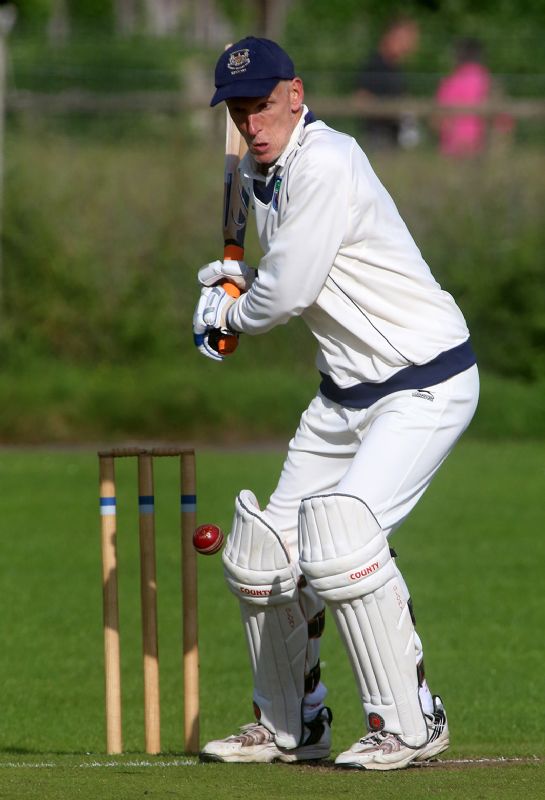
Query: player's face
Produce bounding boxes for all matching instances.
[227,79,304,171]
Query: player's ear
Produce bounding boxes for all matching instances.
[289,78,304,113]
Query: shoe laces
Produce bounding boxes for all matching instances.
[230,722,273,745]
[358,731,388,746]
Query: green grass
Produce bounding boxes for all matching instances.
[0,441,543,798]
[0,756,542,800]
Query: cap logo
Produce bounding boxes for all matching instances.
[228,49,250,74]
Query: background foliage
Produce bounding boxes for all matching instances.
[1,120,544,442]
[1,0,544,442]
[4,124,544,379]
[9,0,545,92]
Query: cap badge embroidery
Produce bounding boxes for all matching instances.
[228,49,250,74]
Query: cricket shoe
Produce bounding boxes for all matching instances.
[335,695,449,771]
[413,695,450,762]
[199,706,332,763]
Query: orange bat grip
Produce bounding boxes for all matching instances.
[209,280,240,356]
[224,244,245,261]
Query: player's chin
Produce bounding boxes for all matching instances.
[251,145,274,162]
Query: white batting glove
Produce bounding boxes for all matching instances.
[202,284,237,330]
[192,286,239,362]
[198,259,255,291]
[192,287,223,362]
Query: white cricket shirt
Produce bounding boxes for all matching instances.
[228,107,472,390]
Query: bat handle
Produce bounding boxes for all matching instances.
[223,244,245,261]
[208,280,241,356]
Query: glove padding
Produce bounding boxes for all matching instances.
[202,284,237,330]
[192,286,238,362]
[198,259,255,291]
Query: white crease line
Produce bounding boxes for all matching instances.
[0,763,56,769]
[413,756,541,767]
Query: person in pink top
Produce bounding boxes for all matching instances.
[436,38,509,157]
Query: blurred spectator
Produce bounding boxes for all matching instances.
[356,16,420,149]
[435,37,514,157]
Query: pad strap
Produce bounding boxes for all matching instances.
[307,608,325,639]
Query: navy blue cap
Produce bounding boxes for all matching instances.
[210,37,295,107]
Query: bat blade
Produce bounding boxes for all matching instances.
[208,104,249,356]
[223,108,249,261]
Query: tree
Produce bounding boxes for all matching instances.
[47,0,70,43]
[143,0,184,36]
[190,0,231,45]
[254,0,292,39]
[114,0,139,35]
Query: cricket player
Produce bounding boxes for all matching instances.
[192,37,479,770]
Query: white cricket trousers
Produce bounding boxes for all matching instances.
[262,364,478,717]
[264,364,480,558]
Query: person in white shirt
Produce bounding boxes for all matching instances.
[193,37,479,770]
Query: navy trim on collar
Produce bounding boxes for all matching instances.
[319,339,476,409]
[253,170,278,204]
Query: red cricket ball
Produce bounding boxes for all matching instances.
[192,523,224,556]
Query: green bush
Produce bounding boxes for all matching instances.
[1,119,544,441]
[376,150,545,381]
[7,123,543,379]
[10,34,187,92]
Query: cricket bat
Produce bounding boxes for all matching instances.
[209,105,249,356]
[223,106,249,262]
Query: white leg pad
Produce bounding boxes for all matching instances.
[299,493,427,747]
[222,490,307,748]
